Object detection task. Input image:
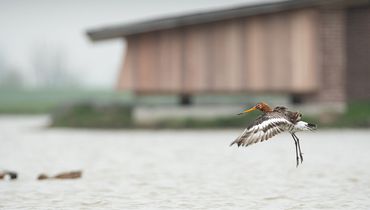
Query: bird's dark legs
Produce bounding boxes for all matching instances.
[291,134,299,167]
[293,133,304,163]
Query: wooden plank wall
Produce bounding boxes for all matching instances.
[118,8,319,94]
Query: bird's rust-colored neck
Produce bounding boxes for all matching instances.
[238,102,273,115]
[258,103,273,113]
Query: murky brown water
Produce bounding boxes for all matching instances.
[1,116,370,209]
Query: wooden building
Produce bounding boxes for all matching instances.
[87,0,370,105]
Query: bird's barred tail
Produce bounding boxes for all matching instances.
[294,121,317,131]
[307,123,317,130]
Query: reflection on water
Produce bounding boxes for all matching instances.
[1,116,370,209]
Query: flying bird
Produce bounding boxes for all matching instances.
[230,102,317,167]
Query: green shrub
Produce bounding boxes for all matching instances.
[51,102,133,128]
[335,101,370,127]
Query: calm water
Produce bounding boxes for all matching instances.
[1,116,370,209]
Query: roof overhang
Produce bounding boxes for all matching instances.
[86,0,343,41]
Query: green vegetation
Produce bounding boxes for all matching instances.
[138,113,260,129]
[1,89,369,128]
[297,101,370,129]
[49,102,260,129]
[329,101,370,128]
[49,101,370,129]
[0,89,132,114]
[51,102,133,128]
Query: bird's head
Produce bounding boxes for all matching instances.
[238,102,272,115]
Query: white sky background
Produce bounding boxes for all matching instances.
[0,0,280,89]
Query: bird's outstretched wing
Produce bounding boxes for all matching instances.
[230,114,293,147]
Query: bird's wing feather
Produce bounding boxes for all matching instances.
[230,114,293,147]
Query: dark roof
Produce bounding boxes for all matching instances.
[86,0,326,41]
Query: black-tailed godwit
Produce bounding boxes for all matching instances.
[230,102,317,167]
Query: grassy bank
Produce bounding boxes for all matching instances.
[329,101,370,128]
[137,114,260,129]
[0,89,132,114]
[1,89,369,128]
[49,101,370,129]
[51,102,133,128]
[49,102,260,129]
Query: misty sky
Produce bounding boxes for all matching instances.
[0,0,280,89]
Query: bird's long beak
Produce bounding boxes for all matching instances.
[237,106,257,115]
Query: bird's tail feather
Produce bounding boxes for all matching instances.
[294,121,317,131]
[307,123,317,131]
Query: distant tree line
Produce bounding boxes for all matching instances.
[0,51,24,89]
[0,45,80,89]
[31,44,80,88]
